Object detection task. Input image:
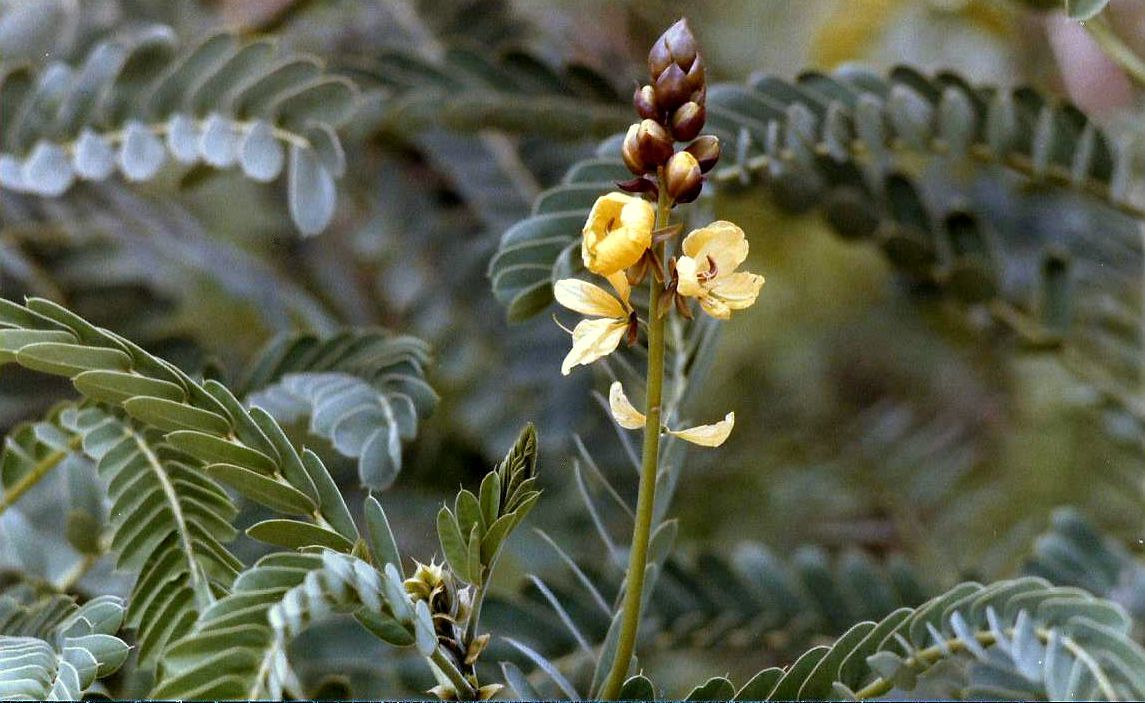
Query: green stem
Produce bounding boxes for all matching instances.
[463,572,491,649]
[598,188,671,700]
[1085,16,1145,87]
[0,435,82,516]
[430,647,478,700]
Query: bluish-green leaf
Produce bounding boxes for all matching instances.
[206,463,316,515]
[246,518,354,552]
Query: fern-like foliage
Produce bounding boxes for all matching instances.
[0,296,362,555]
[241,330,438,491]
[51,404,240,664]
[648,576,1145,701]
[152,550,436,699]
[0,26,357,234]
[346,43,627,139]
[1024,507,1145,623]
[0,594,129,700]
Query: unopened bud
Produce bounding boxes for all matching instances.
[634,84,659,120]
[665,151,702,202]
[622,123,646,175]
[671,101,706,141]
[633,118,673,168]
[649,18,699,80]
[685,135,720,172]
[654,63,691,112]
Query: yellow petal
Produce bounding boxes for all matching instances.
[554,278,627,318]
[698,295,731,320]
[608,381,646,430]
[711,271,765,310]
[581,193,654,276]
[674,255,705,298]
[668,412,735,447]
[605,271,632,308]
[681,221,749,276]
[561,318,627,375]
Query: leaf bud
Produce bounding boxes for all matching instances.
[665,150,702,202]
[684,135,720,173]
[633,84,659,120]
[671,101,706,141]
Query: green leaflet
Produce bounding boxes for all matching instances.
[16,342,131,377]
[205,463,316,515]
[363,496,404,577]
[247,519,355,553]
[123,397,232,435]
[167,431,278,475]
[73,370,187,405]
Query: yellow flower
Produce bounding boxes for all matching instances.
[582,192,655,276]
[608,381,735,447]
[554,273,633,376]
[675,221,764,319]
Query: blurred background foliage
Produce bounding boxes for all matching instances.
[0,0,1142,697]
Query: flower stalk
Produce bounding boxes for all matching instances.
[598,183,671,700]
[548,17,762,699]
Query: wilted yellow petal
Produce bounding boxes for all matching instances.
[681,221,749,275]
[668,412,735,447]
[712,271,765,310]
[554,278,628,318]
[582,193,654,276]
[561,318,627,375]
[608,381,646,430]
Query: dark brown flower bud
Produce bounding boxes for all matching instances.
[634,84,659,120]
[665,151,702,202]
[648,18,699,80]
[634,118,673,168]
[654,63,691,112]
[622,123,646,175]
[685,135,720,173]
[684,55,705,97]
[671,101,705,141]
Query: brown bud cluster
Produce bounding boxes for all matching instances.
[619,18,720,206]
